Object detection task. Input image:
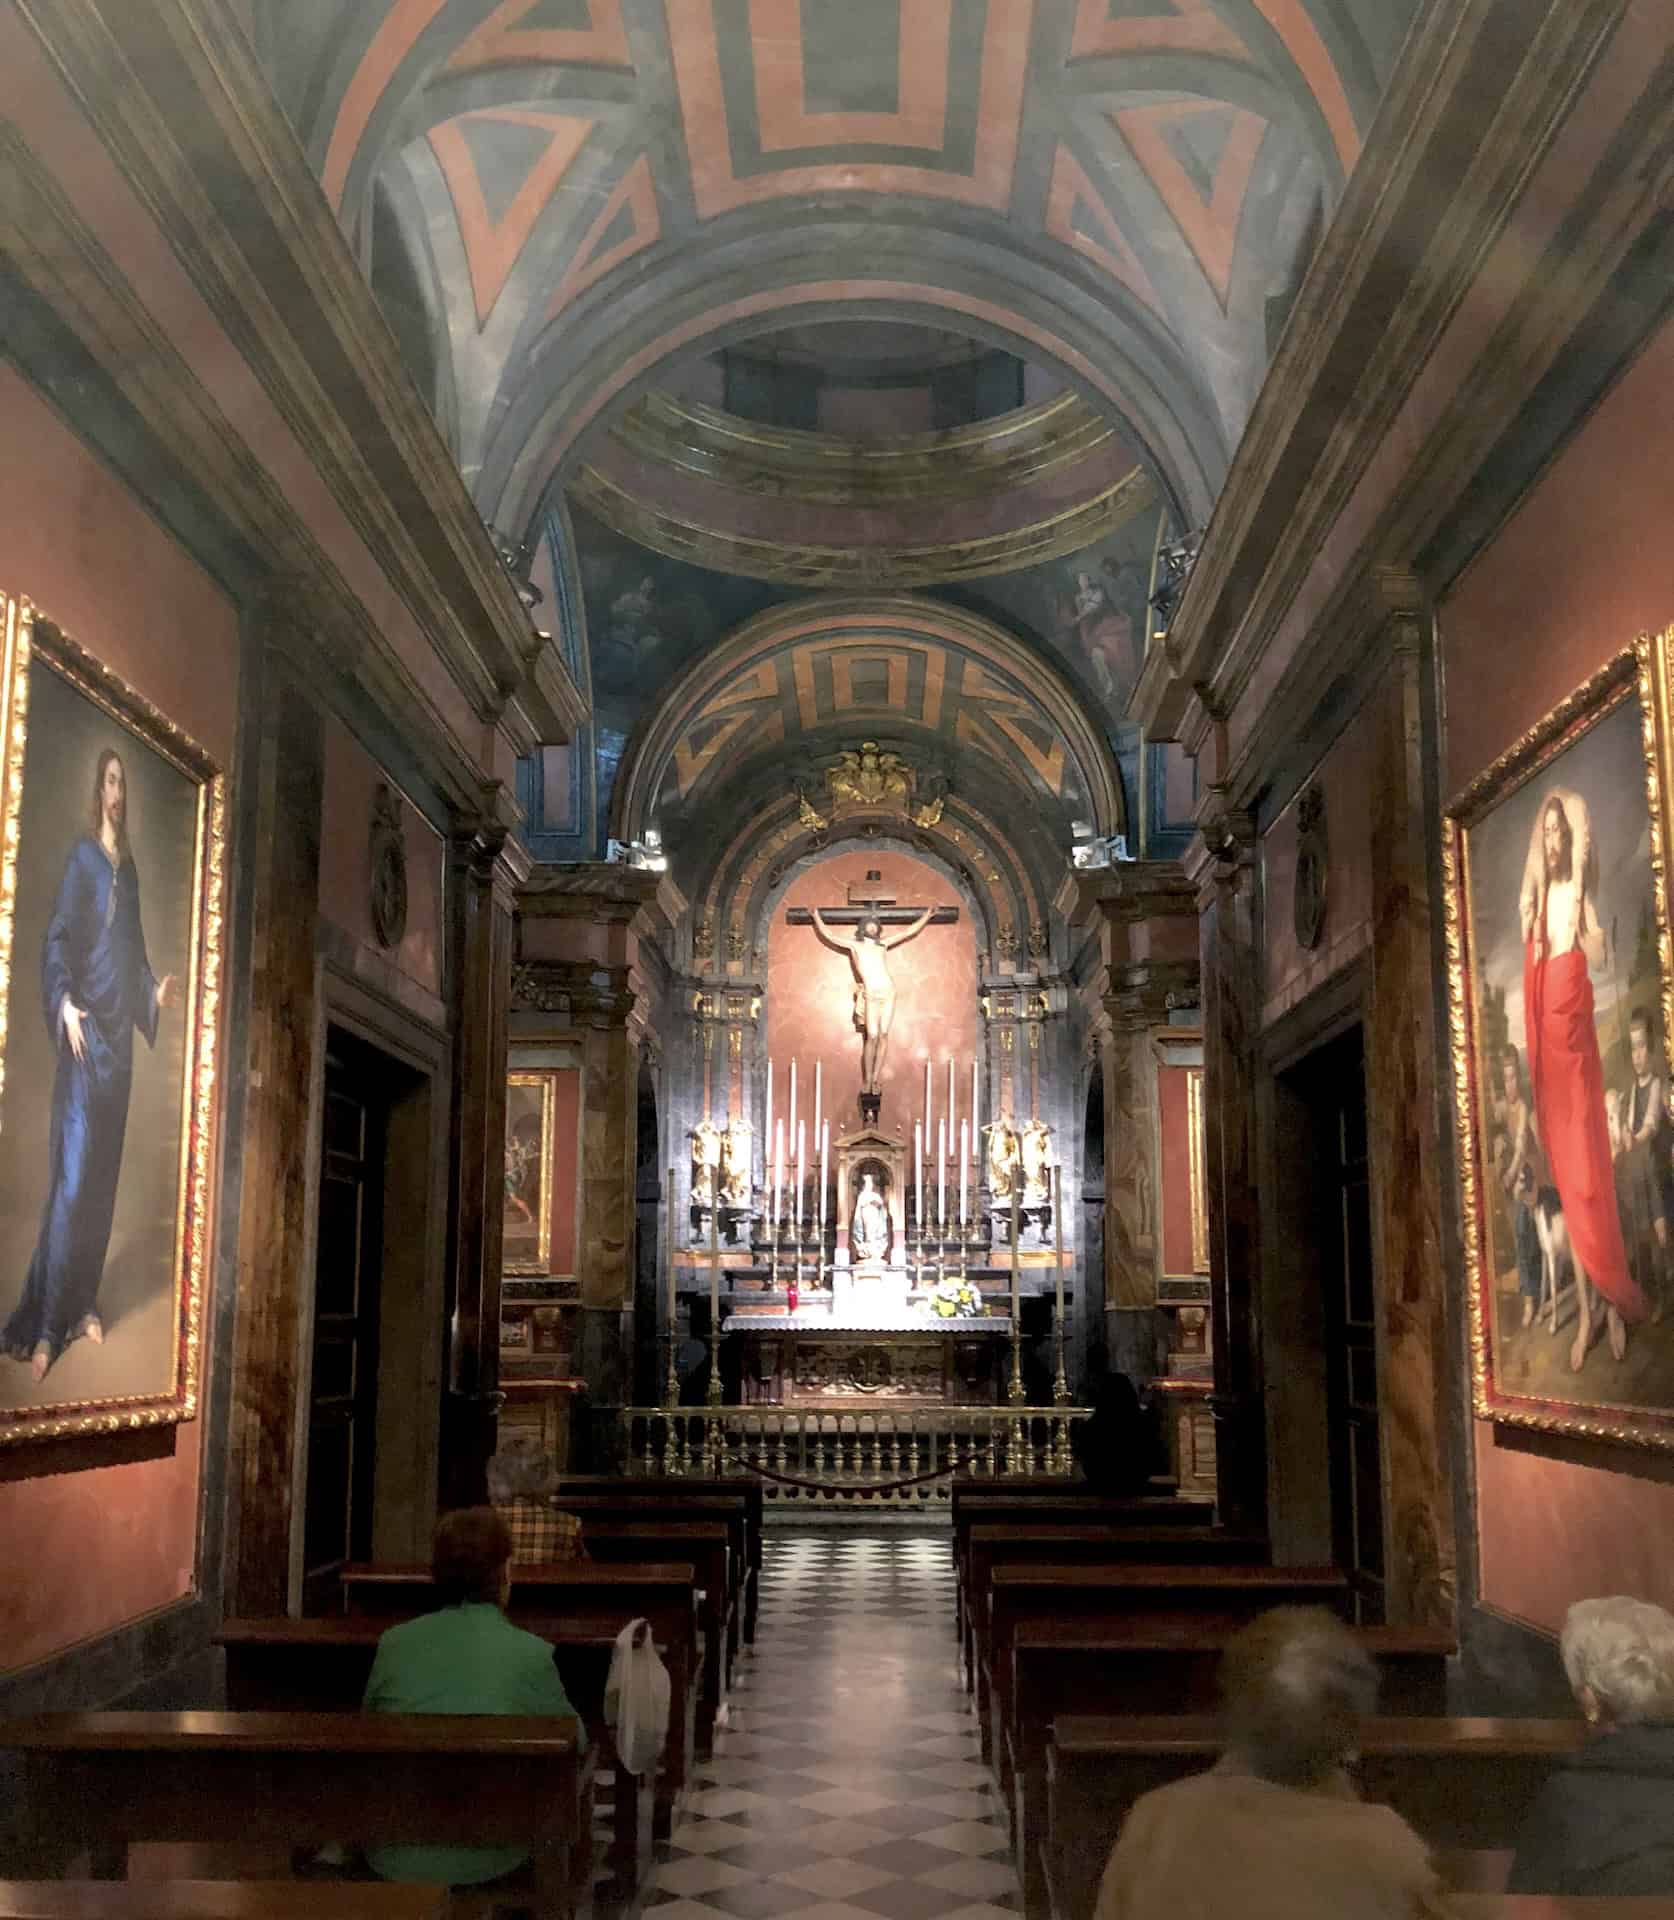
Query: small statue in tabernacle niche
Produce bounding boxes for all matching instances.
[983,1117,1020,1201]
[720,1118,753,1208]
[690,1117,723,1208]
[1020,1120,1052,1207]
[850,1171,892,1266]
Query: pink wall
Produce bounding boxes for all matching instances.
[1443,314,1674,1635]
[768,850,977,1147]
[318,714,444,998]
[0,366,238,1672]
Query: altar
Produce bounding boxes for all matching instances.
[724,1307,1013,1407]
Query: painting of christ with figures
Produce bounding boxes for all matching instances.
[1447,642,1674,1448]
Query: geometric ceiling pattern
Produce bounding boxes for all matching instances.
[266,0,1417,541]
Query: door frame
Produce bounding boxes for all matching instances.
[286,963,450,1613]
[1254,964,1391,1577]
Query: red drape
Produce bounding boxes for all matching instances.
[1525,941,1647,1321]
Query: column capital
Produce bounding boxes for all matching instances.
[509,957,639,1029]
[1103,958,1202,1035]
[1183,799,1257,912]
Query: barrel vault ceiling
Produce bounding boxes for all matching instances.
[260,0,1418,855]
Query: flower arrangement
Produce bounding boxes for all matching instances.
[928,1275,985,1319]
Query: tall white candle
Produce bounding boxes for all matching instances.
[971,1055,980,1156]
[796,1120,806,1235]
[1054,1162,1065,1323]
[937,1116,946,1229]
[915,1120,924,1233]
[947,1057,955,1157]
[959,1120,968,1225]
[924,1058,933,1161]
[814,1060,822,1151]
[765,1055,773,1191]
[667,1164,677,1326]
[789,1059,798,1163]
[818,1120,829,1248]
[772,1118,783,1231]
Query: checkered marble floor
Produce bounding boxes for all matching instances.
[645,1532,1015,1920]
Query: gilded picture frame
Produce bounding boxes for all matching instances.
[0,594,224,1446]
[504,1069,557,1275]
[1444,638,1674,1450]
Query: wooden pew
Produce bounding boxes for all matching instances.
[0,1885,448,1919]
[567,1522,732,1726]
[0,1713,592,1920]
[1008,1623,1454,1920]
[561,1478,764,1643]
[1046,1715,1584,1920]
[980,1564,1349,1787]
[961,1525,1266,1686]
[214,1616,663,1889]
[556,1494,751,1661]
[338,1561,704,1773]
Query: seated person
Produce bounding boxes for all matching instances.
[362,1506,585,1888]
[1071,1350,1154,1495]
[1509,1594,1674,1893]
[487,1435,588,1563]
[1095,1607,1446,1920]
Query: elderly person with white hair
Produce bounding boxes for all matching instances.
[1094,1607,1447,1920]
[486,1434,587,1565]
[1509,1595,1674,1893]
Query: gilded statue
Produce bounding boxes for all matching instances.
[690,1116,723,1207]
[827,741,912,811]
[720,1119,752,1208]
[983,1117,1020,1201]
[797,787,828,831]
[1020,1119,1052,1207]
[850,1172,892,1265]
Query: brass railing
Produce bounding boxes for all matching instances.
[617,1405,1089,1506]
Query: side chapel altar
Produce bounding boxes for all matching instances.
[677,861,1075,1415]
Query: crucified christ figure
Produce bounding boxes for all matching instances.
[810,906,936,1096]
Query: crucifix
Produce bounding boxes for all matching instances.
[787,872,957,1121]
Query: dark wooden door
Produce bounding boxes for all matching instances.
[1317,1028,1384,1624]
[302,1042,386,1614]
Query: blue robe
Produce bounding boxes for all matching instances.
[3,835,159,1364]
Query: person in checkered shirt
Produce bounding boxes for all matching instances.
[487,1435,588,1564]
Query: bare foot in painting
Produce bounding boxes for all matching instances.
[1608,1308,1626,1361]
[1521,1298,1533,1329]
[81,1315,103,1347]
[1568,1332,1587,1373]
[30,1343,50,1383]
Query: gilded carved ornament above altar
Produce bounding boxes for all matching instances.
[797,741,949,830]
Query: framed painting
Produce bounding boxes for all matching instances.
[0,595,224,1445]
[504,1070,556,1275]
[1444,639,1674,1448]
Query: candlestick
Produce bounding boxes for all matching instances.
[1052,1163,1069,1405]
[707,1185,723,1406]
[664,1165,679,1408]
[1008,1175,1024,1404]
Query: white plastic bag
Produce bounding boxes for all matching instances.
[604,1616,670,1776]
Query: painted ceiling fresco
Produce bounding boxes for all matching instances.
[263,0,1418,540]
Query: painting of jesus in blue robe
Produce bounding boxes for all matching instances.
[2,750,175,1379]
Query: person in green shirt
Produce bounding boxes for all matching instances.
[362,1505,586,1888]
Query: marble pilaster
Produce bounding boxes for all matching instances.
[440,789,531,1506]
[225,644,323,1615]
[1184,806,1265,1532]
[1364,586,1458,1626]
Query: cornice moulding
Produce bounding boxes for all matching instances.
[1132,0,1633,749]
[16,0,585,758]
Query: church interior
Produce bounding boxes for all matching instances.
[7,0,1674,1912]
